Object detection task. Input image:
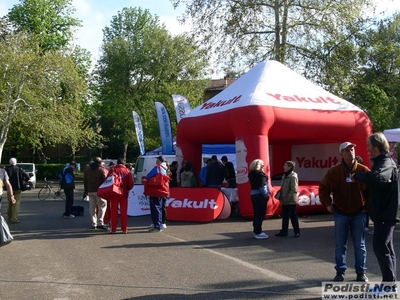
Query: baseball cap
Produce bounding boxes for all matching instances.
[156,155,165,163]
[108,161,116,167]
[339,142,356,152]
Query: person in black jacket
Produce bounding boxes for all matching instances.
[221,156,237,188]
[353,132,400,285]
[248,159,270,239]
[5,158,30,223]
[61,161,76,219]
[206,155,225,189]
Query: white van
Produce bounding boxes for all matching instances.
[16,163,37,189]
[134,155,211,184]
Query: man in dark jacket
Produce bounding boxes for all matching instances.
[61,161,76,219]
[5,158,30,223]
[84,157,107,229]
[221,156,237,188]
[353,132,400,285]
[206,155,226,189]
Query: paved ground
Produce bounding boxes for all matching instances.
[0,183,399,300]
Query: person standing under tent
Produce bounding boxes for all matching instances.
[221,155,237,188]
[199,159,212,187]
[207,155,226,190]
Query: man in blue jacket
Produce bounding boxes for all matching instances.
[199,159,211,187]
[61,161,76,219]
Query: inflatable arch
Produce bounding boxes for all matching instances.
[176,60,373,218]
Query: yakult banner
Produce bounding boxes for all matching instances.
[132,111,146,155]
[127,185,150,216]
[155,102,174,155]
[167,188,227,222]
[172,94,192,123]
[291,143,341,181]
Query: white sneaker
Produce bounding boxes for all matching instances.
[162,224,167,229]
[63,214,75,219]
[254,232,269,239]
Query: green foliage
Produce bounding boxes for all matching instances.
[171,0,375,74]
[36,163,66,180]
[8,0,81,52]
[0,28,100,162]
[93,7,209,158]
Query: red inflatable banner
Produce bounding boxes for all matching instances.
[167,188,228,222]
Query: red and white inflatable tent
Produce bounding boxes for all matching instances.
[176,60,372,218]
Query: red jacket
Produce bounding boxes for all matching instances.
[109,164,134,197]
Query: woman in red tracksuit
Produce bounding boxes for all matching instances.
[107,158,134,233]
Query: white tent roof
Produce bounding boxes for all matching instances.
[186,60,362,118]
[384,128,400,142]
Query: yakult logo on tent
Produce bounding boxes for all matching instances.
[166,198,219,210]
[298,192,322,206]
[200,95,242,110]
[266,93,341,104]
[296,156,339,168]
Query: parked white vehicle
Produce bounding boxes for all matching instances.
[16,163,37,189]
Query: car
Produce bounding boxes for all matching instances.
[16,163,37,190]
[102,159,118,170]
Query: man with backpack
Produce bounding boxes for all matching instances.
[60,161,76,219]
[5,158,30,223]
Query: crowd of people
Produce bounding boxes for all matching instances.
[1,132,399,288]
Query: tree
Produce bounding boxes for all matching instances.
[8,0,81,52]
[348,14,400,131]
[93,7,209,159]
[0,28,99,162]
[171,0,375,73]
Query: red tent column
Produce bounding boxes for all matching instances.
[236,135,280,219]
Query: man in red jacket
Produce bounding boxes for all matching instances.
[108,158,134,233]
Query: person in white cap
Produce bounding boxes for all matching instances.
[319,142,370,282]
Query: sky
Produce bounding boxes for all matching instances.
[0,0,399,78]
[0,0,191,70]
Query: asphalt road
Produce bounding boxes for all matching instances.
[0,184,399,300]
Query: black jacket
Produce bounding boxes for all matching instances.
[206,161,226,186]
[5,165,30,191]
[354,154,400,222]
[60,166,75,190]
[248,170,268,190]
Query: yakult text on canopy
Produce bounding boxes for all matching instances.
[266,93,342,104]
[200,95,242,110]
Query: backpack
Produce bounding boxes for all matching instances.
[59,167,74,184]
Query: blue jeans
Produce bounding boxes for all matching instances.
[149,197,163,229]
[334,211,367,274]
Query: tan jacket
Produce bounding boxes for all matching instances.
[280,171,298,205]
[319,160,369,214]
